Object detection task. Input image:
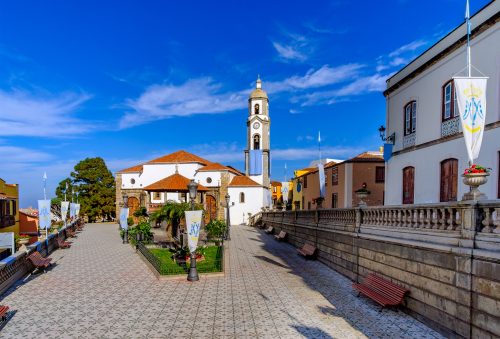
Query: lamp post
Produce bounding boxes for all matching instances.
[187,179,199,282]
[225,194,231,240]
[378,125,395,144]
[122,193,129,243]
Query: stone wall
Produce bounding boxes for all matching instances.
[261,202,500,338]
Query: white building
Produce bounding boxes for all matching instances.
[116,77,271,226]
[383,2,499,205]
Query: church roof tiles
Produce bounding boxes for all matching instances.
[228,176,261,187]
[143,173,208,192]
[147,150,211,165]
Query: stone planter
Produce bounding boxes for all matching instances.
[462,172,489,200]
[355,191,370,207]
[17,238,29,252]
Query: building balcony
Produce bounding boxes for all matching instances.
[441,117,460,137]
[0,215,15,228]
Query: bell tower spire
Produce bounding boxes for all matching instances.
[244,76,271,187]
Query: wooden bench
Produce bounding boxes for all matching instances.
[297,243,317,258]
[0,305,9,321]
[57,237,71,249]
[274,231,287,241]
[66,228,76,237]
[264,226,274,234]
[27,251,52,271]
[352,273,409,308]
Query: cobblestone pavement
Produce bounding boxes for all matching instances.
[0,223,443,338]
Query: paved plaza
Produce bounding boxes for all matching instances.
[0,223,443,338]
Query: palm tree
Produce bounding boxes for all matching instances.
[150,201,204,239]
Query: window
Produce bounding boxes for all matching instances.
[301,196,304,210]
[332,167,338,185]
[253,134,260,150]
[402,166,415,204]
[130,178,135,184]
[303,175,308,188]
[153,192,161,200]
[307,201,311,210]
[239,192,245,203]
[404,101,417,135]
[442,80,457,121]
[375,166,385,183]
[332,193,338,208]
[254,103,260,115]
[440,159,458,202]
[206,177,212,184]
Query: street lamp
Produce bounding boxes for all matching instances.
[122,193,129,243]
[225,194,231,240]
[187,179,199,282]
[378,125,395,145]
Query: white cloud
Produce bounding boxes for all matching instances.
[272,41,307,62]
[388,40,428,58]
[120,78,246,128]
[0,89,93,137]
[376,39,429,73]
[273,145,364,161]
[272,31,311,63]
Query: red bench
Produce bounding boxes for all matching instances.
[353,273,409,308]
[27,251,52,271]
[0,305,9,321]
[57,237,71,249]
[297,243,317,258]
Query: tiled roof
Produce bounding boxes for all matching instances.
[143,173,208,192]
[346,151,384,163]
[198,163,240,175]
[147,150,210,165]
[228,176,261,187]
[270,181,282,186]
[118,164,144,173]
[19,208,38,217]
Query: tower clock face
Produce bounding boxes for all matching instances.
[253,122,260,129]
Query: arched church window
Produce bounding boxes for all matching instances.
[253,134,260,150]
[254,103,260,115]
[240,192,245,203]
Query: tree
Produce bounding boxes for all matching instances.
[55,178,76,202]
[70,157,116,222]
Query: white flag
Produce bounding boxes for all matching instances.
[281,182,289,203]
[318,163,326,198]
[38,200,51,230]
[69,203,77,218]
[61,201,69,223]
[185,210,203,253]
[75,203,81,217]
[120,207,129,230]
[454,77,488,163]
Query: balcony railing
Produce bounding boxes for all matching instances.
[0,215,15,228]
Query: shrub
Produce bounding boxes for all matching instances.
[205,219,227,240]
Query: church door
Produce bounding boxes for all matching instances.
[128,197,140,222]
[205,195,217,223]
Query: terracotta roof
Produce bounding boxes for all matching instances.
[198,163,240,175]
[147,150,211,165]
[228,176,261,187]
[226,166,244,176]
[143,173,208,192]
[19,209,39,217]
[271,181,282,186]
[346,151,384,163]
[118,164,144,173]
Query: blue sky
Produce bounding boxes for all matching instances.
[0,0,489,207]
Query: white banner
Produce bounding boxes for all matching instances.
[185,210,203,253]
[38,200,51,229]
[69,203,77,219]
[0,232,14,254]
[120,208,129,230]
[281,182,289,203]
[61,201,69,224]
[75,203,81,217]
[454,77,488,162]
[318,163,326,198]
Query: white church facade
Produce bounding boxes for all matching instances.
[115,77,272,226]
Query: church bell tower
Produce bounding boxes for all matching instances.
[244,76,271,187]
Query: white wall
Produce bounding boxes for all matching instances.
[121,163,203,189]
[194,171,222,187]
[385,23,499,205]
[227,186,265,225]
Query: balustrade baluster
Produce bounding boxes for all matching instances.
[431,208,439,229]
[439,208,447,230]
[481,207,493,233]
[412,209,418,228]
[493,208,500,234]
[446,207,456,231]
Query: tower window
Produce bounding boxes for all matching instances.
[240,192,245,203]
[253,134,260,150]
[254,103,260,115]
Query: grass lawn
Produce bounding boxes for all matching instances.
[149,246,223,275]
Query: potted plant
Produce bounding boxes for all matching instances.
[462,164,491,200]
[355,184,371,206]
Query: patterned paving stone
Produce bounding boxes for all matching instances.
[0,223,444,338]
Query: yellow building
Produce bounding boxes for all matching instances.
[291,168,315,210]
[0,178,20,235]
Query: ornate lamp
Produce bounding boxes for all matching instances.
[379,125,395,144]
[187,179,199,282]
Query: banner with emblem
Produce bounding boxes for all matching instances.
[454,77,488,163]
[120,208,129,230]
[38,200,51,229]
[281,182,289,203]
[75,203,81,217]
[61,201,69,224]
[318,163,326,198]
[69,203,77,219]
[185,210,203,253]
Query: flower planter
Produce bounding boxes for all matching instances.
[355,191,370,207]
[462,172,489,201]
